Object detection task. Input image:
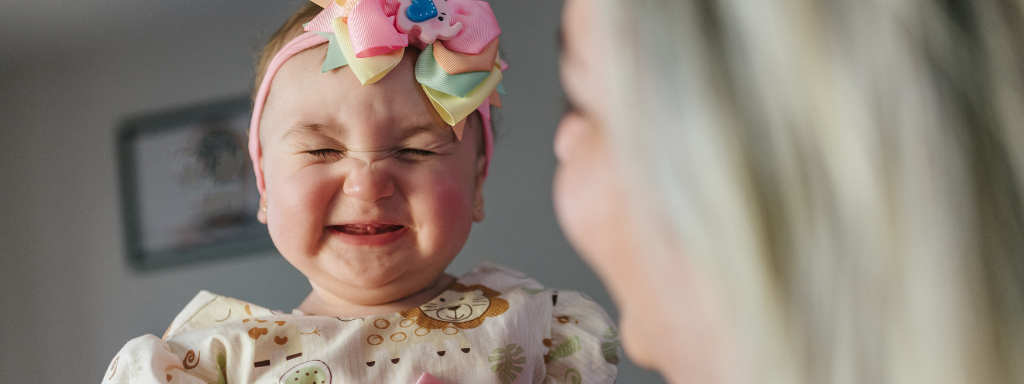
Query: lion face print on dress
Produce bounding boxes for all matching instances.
[361,283,510,367]
[418,288,496,324]
[402,283,510,329]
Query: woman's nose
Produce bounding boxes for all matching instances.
[342,166,395,202]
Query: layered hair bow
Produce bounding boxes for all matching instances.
[304,0,506,139]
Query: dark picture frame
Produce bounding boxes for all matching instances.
[118,97,274,270]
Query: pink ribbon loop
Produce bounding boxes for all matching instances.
[443,0,501,54]
[345,0,500,57]
[348,0,408,58]
[306,1,346,32]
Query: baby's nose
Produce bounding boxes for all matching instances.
[342,165,395,202]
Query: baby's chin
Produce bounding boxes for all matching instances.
[301,267,454,317]
[318,259,448,304]
[314,234,462,297]
[325,282,426,308]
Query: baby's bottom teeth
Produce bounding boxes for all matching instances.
[337,225,403,235]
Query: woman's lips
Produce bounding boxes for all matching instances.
[329,224,408,246]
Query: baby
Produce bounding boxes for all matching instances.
[103,1,619,383]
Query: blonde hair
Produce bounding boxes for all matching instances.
[253,2,323,102]
[594,0,1024,382]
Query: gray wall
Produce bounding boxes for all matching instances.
[0,1,664,382]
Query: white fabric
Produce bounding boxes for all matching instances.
[102,262,619,384]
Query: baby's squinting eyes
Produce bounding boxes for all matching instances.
[304,148,438,162]
[397,149,437,159]
[307,148,343,160]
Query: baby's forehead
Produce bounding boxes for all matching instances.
[263,46,449,141]
[272,45,422,102]
[277,44,423,88]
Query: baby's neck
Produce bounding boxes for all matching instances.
[295,274,457,317]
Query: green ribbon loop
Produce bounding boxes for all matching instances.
[416,44,492,98]
[314,31,350,73]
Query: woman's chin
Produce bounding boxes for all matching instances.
[618,314,661,370]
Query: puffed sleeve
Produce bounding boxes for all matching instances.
[102,335,219,384]
[541,291,620,384]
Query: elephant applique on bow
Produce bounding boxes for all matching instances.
[397,0,464,43]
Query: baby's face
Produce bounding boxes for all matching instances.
[259,46,486,306]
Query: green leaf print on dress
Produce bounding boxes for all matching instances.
[546,335,582,364]
[601,327,621,365]
[213,353,228,384]
[521,287,546,295]
[563,368,582,384]
[127,359,143,380]
[489,343,525,384]
[278,360,331,384]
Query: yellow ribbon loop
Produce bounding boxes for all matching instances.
[423,60,502,126]
[332,17,404,85]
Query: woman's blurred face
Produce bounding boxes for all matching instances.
[555,0,735,381]
[554,0,667,370]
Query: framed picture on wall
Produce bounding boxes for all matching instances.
[118,97,274,270]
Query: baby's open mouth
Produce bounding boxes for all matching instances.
[332,224,405,236]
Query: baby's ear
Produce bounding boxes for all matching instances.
[473,152,486,222]
[257,194,268,224]
[471,111,487,222]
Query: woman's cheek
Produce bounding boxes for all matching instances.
[553,120,637,299]
[554,118,615,267]
[553,159,599,261]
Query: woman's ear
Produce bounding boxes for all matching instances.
[257,194,268,224]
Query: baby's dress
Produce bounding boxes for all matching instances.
[103,262,620,384]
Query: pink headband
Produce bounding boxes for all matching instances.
[248,32,497,195]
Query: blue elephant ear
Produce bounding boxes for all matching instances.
[406,0,440,22]
[313,31,349,72]
[416,44,492,98]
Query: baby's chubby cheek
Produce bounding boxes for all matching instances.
[406,170,475,255]
[264,163,340,257]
